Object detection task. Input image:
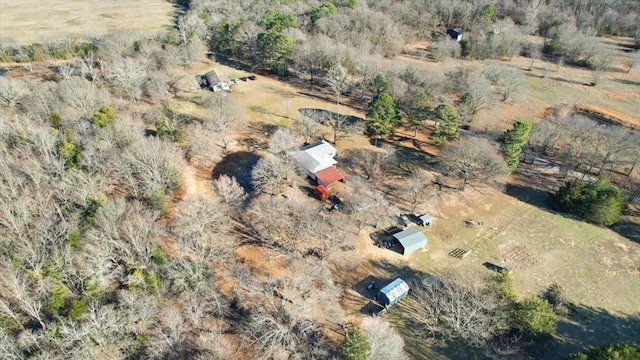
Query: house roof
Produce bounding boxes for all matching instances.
[315,166,344,186]
[303,141,337,158]
[393,228,428,255]
[204,69,228,84]
[292,151,336,174]
[379,278,409,305]
[292,141,338,174]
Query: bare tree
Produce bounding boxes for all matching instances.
[326,64,350,107]
[105,57,147,101]
[403,171,436,212]
[172,197,234,263]
[438,137,507,190]
[0,77,28,110]
[56,61,76,80]
[346,176,398,230]
[625,50,640,73]
[361,317,409,360]
[526,119,562,161]
[96,31,135,62]
[556,115,598,178]
[58,76,109,116]
[292,114,321,144]
[269,128,299,156]
[75,52,101,82]
[144,73,169,103]
[202,95,244,150]
[458,72,494,117]
[241,264,334,360]
[624,134,640,176]
[355,147,396,180]
[433,37,461,61]
[593,126,631,175]
[398,273,510,348]
[213,175,248,214]
[251,155,295,195]
[485,64,525,102]
[184,122,224,167]
[146,304,189,359]
[386,77,409,102]
[296,35,332,84]
[524,42,542,71]
[177,13,207,45]
[325,112,364,144]
[0,263,46,330]
[117,137,184,202]
[247,196,320,252]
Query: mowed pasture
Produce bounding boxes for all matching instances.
[0,0,174,44]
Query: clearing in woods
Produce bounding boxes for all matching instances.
[187,55,640,358]
[0,0,174,44]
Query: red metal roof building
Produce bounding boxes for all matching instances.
[314,166,345,187]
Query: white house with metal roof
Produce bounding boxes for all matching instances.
[292,140,344,186]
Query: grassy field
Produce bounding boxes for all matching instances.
[0,0,174,44]
[397,44,640,131]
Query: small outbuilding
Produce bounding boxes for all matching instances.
[393,228,428,255]
[204,69,230,92]
[378,278,409,306]
[447,28,464,41]
[315,185,329,201]
[417,214,433,226]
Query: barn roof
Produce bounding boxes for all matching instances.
[393,228,428,255]
[315,166,344,186]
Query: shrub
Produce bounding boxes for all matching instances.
[47,284,72,316]
[342,329,370,360]
[69,299,89,320]
[151,245,167,265]
[510,297,557,341]
[50,112,61,129]
[309,2,338,23]
[564,343,640,360]
[58,140,82,169]
[68,228,81,249]
[543,283,565,308]
[83,197,103,226]
[155,116,183,143]
[92,105,116,127]
[495,273,517,302]
[552,177,627,226]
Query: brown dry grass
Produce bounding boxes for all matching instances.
[0,0,174,44]
[400,39,640,131]
[186,58,640,315]
[203,57,639,359]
